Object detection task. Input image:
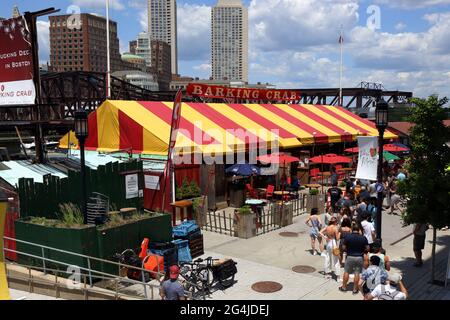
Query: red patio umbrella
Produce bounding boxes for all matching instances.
[384,144,409,152]
[256,152,300,207]
[256,152,300,164]
[344,147,359,153]
[309,154,351,191]
[309,153,352,164]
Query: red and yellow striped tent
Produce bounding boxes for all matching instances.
[59,100,397,155]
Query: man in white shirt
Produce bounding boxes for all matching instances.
[360,211,375,247]
[366,273,408,300]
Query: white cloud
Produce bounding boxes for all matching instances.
[37,20,50,64]
[374,0,450,9]
[177,3,211,61]
[193,63,211,72]
[395,22,407,31]
[72,0,125,11]
[249,0,359,51]
[139,8,148,31]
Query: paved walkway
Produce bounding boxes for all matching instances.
[200,208,450,300]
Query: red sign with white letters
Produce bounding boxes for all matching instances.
[0,16,35,105]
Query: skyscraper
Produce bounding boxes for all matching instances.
[148,0,178,75]
[211,0,248,83]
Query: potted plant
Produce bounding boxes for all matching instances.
[306,188,326,214]
[233,205,256,239]
[270,201,294,227]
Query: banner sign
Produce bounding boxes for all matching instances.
[355,136,378,181]
[186,83,301,102]
[0,16,36,106]
[125,174,139,199]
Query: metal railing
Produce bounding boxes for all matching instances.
[3,236,199,300]
[3,236,163,300]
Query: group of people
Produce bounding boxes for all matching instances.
[305,165,411,300]
[306,206,408,300]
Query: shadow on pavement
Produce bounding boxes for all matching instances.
[390,234,450,300]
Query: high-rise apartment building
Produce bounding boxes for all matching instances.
[211,0,248,83]
[135,31,152,68]
[49,14,122,73]
[148,0,178,75]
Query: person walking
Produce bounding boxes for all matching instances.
[365,273,408,300]
[328,182,343,213]
[413,223,428,267]
[360,211,376,250]
[339,223,370,294]
[319,217,341,280]
[160,265,187,300]
[305,208,323,256]
[368,240,390,271]
[338,217,352,267]
[359,255,389,298]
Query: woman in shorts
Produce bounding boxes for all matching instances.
[305,208,323,256]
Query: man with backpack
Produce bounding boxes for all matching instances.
[365,273,408,300]
[359,255,388,298]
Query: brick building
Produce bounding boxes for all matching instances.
[49,13,123,73]
[150,39,172,91]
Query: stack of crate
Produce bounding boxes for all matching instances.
[188,233,204,258]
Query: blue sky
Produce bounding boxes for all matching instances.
[2,0,450,98]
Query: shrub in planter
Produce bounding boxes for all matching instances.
[233,205,256,239]
[309,188,319,195]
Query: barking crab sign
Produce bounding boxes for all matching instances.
[0,16,36,106]
[187,83,301,102]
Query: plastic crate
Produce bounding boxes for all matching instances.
[172,220,200,238]
[148,246,178,272]
[173,228,202,241]
[172,239,192,263]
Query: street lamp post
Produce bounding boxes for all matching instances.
[74,109,89,224]
[375,98,388,245]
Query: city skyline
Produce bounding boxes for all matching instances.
[1,0,450,99]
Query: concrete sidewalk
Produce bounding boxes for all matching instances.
[200,210,450,300]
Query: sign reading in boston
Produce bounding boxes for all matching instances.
[0,16,36,105]
[186,83,301,102]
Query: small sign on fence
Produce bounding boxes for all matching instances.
[144,175,160,190]
[125,174,139,199]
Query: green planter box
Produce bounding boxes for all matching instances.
[15,219,99,276]
[97,213,172,275]
[138,213,172,242]
[14,213,173,278]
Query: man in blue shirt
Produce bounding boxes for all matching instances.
[160,265,186,300]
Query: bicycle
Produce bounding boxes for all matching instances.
[179,258,210,298]
[179,256,237,299]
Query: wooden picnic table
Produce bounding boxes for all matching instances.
[170,200,193,226]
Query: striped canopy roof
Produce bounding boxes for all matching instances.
[59,100,397,155]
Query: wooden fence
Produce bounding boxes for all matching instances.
[18,160,144,219]
[202,195,308,237]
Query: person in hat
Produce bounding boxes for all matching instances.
[365,273,408,300]
[160,265,186,300]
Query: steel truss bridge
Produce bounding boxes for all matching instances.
[0,74,413,132]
